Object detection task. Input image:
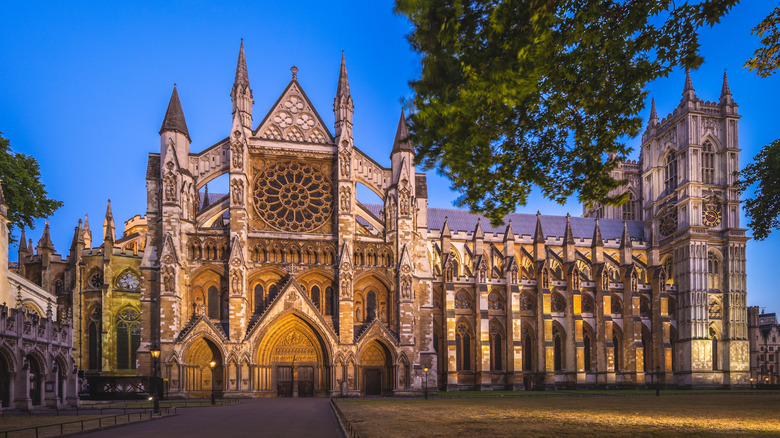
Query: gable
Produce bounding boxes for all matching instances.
[254,80,334,145]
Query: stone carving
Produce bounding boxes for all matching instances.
[231,179,244,204]
[231,270,242,295]
[400,277,412,300]
[399,179,411,216]
[339,186,351,212]
[231,142,243,169]
[340,274,352,299]
[164,173,177,202]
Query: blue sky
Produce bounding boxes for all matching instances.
[0,1,777,311]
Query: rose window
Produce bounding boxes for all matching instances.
[253,161,333,232]
[89,272,104,289]
[117,271,140,290]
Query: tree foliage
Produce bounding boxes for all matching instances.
[0,133,62,236]
[395,0,737,225]
[738,139,780,241]
[745,5,780,78]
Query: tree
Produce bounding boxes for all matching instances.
[395,0,737,225]
[740,5,780,240]
[737,139,780,241]
[745,5,780,78]
[0,133,63,237]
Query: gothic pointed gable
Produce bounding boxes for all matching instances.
[355,318,400,344]
[228,235,245,267]
[161,232,180,266]
[398,244,413,274]
[339,242,352,271]
[254,74,334,145]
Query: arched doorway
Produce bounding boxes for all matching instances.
[360,341,392,396]
[255,314,330,397]
[0,351,10,407]
[184,337,223,397]
[27,355,43,406]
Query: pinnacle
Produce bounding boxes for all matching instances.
[160,85,190,140]
[649,97,658,123]
[681,69,696,102]
[391,110,413,154]
[336,51,350,99]
[534,212,545,243]
[234,39,250,87]
[592,218,603,247]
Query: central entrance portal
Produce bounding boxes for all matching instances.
[256,314,331,397]
[365,369,381,395]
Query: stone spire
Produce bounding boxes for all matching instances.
[391,110,413,155]
[202,184,210,209]
[563,213,575,245]
[503,219,515,242]
[334,51,354,137]
[231,39,253,129]
[19,226,28,254]
[103,199,115,243]
[160,84,190,140]
[473,217,484,255]
[38,221,54,250]
[533,211,545,243]
[620,220,632,249]
[592,218,603,247]
[648,97,658,127]
[681,69,696,102]
[719,70,733,105]
[503,220,515,258]
[70,219,83,252]
[440,216,451,256]
[82,214,92,248]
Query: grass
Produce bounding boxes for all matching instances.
[335,393,780,437]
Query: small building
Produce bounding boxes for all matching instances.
[0,183,78,409]
[748,306,780,385]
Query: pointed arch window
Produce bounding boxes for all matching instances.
[207,286,219,319]
[522,326,533,372]
[116,307,141,370]
[702,141,715,184]
[88,321,100,370]
[254,284,264,312]
[311,286,321,312]
[489,322,503,371]
[664,151,678,194]
[710,328,719,371]
[456,323,471,371]
[623,192,637,220]
[583,330,592,372]
[613,332,621,371]
[708,251,721,291]
[366,290,377,321]
[553,325,563,371]
[268,284,279,301]
[325,286,334,315]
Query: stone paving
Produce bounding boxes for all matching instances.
[75,398,344,438]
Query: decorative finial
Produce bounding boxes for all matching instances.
[291,66,298,80]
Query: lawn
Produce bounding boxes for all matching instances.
[335,393,780,437]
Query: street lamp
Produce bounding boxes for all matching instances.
[423,367,429,400]
[209,360,217,405]
[150,346,161,414]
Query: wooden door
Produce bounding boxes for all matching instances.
[298,366,314,397]
[365,369,381,396]
[277,366,293,397]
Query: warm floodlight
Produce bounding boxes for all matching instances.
[150,347,161,359]
[209,360,217,369]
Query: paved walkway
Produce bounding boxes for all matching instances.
[76,398,344,438]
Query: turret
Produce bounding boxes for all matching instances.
[159,84,191,168]
[648,97,658,128]
[719,70,734,106]
[681,69,696,104]
[231,39,253,130]
[334,51,353,137]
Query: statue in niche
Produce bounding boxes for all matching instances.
[340,149,351,178]
[572,271,580,290]
[401,277,412,300]
[340,275,352,298]
[542,269,550,289]
[231,179,244,204]
[399,181,410,216]
[631,273,638,292]
[340,187,350,212]
[231,271,242,295]
[164,174,177,202]
[232,142,243,169]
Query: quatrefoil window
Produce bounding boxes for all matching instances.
[253,161,333,232]
[116,271,140,290]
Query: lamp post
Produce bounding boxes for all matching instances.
[423,367,429,400]
[209,360,217,405]
[655,366,661,397]
[150,346,161,414]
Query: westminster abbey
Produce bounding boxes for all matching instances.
[15,42,749,396]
